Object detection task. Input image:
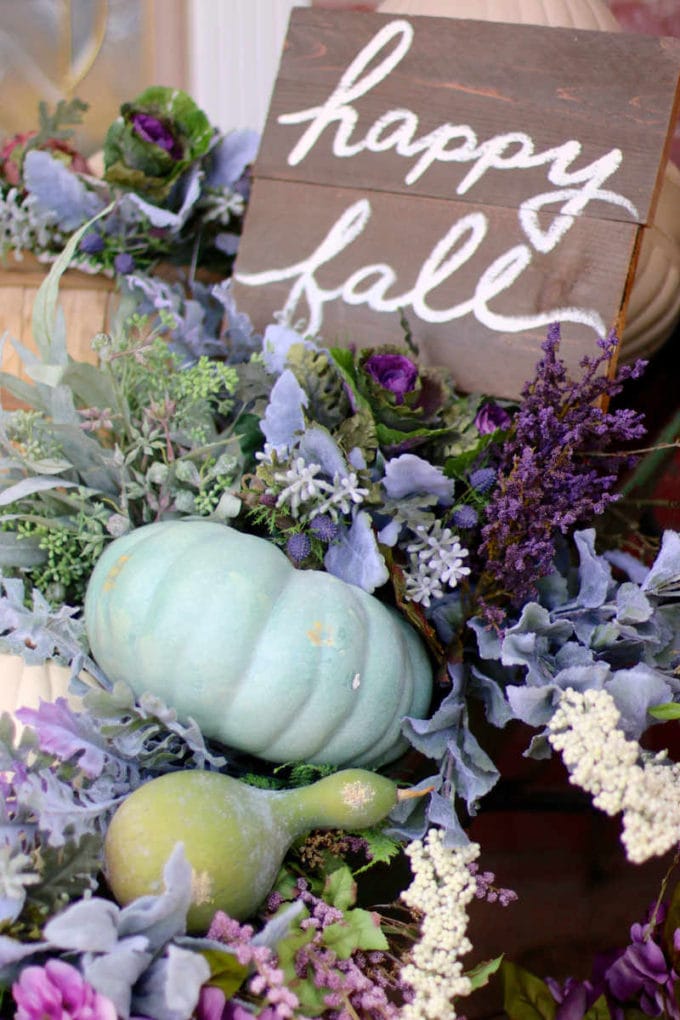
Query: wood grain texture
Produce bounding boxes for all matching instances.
[234,8,680,396]
[258,9,680,222]
[233,179,640,398]
[0,259,117,409]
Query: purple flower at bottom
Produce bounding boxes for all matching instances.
[131,112,183,160]
[605,923,679,1019]
[546,975,601,1020]
[114,252,135,275]
[197,986,255,1020]
[13,960,117,1020]
[363,352,418,405]
[474,402,512,434]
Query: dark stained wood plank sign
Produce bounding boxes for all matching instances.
[232,9,680,397]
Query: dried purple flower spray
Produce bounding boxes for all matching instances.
[477,324,646,617]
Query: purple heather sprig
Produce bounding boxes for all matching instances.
[468,862,518,907]
[202,912,303,1019]
[477,324,646,615]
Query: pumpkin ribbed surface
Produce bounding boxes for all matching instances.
[84,520,433,767]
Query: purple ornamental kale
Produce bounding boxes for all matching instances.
[474,402,512,435]
[131,113,183,160]
[363,351,419,405]
[477,324,646,616]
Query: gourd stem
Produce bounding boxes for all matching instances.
[396,784,435,800]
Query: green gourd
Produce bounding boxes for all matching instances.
[84,520,432,768]
[104,767,399,931]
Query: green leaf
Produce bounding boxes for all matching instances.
[502,961,557,1020]
[26,834,103,915]
[25,363,68,387]
[328,346,356,379]
[585,994,613,1020]
[323,864,357,910]
[0,531,46,568]
[0,368,49,413]
[200,949,248,998]
[375,421,450,448]
[323,908,389,958]
[467,954,503,991]
[649,703,680,720]
[31,204,114,364]
[354,827,402,874]
[62,360,117,409]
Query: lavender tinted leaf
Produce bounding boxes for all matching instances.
[382,453,454,503]
[23,150,105,231]
[82,938,153,1019]
[204,128,259,188]
[15,699,110,778]
[118,844,192,951]
[43,897,120,952]
[605,666,676,738]
[132,944,210,1020]
[323,510,387,592]
[259,368,307,450]
[643,531,680,598]
[574,529,612,608]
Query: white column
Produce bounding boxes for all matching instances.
[187,0,310,134]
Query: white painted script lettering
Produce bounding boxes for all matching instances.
[279,19,638,235]
[241,20,637,337]
[236,199,606,337]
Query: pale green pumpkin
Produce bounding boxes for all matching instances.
[104,767,399,930]
[84,520,432,766]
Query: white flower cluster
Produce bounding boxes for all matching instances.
[198,187,245,226]
[404,520,471,607]
[273,457,369,520]
[548,687,680,863]
[0,189,65,257]
[400,830,479,1020]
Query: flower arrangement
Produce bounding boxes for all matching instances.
[1,223,680,1020]
[0,89,258,356]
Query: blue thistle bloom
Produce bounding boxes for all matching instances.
[79,231,104,255]
[469,468,497,494]
[309,514,339,542]
[114,252,135,275]
[286,532,311,563]
[452,505,478,529]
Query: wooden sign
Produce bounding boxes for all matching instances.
[232,9,680,397]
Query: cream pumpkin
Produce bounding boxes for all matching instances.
[377,0,680,362]
[0,654,82,737]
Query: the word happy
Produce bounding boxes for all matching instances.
[237,18,640,336]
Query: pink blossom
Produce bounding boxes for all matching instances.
[12,960,117,1020]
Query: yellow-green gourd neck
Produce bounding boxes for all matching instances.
[270,769,398,838]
